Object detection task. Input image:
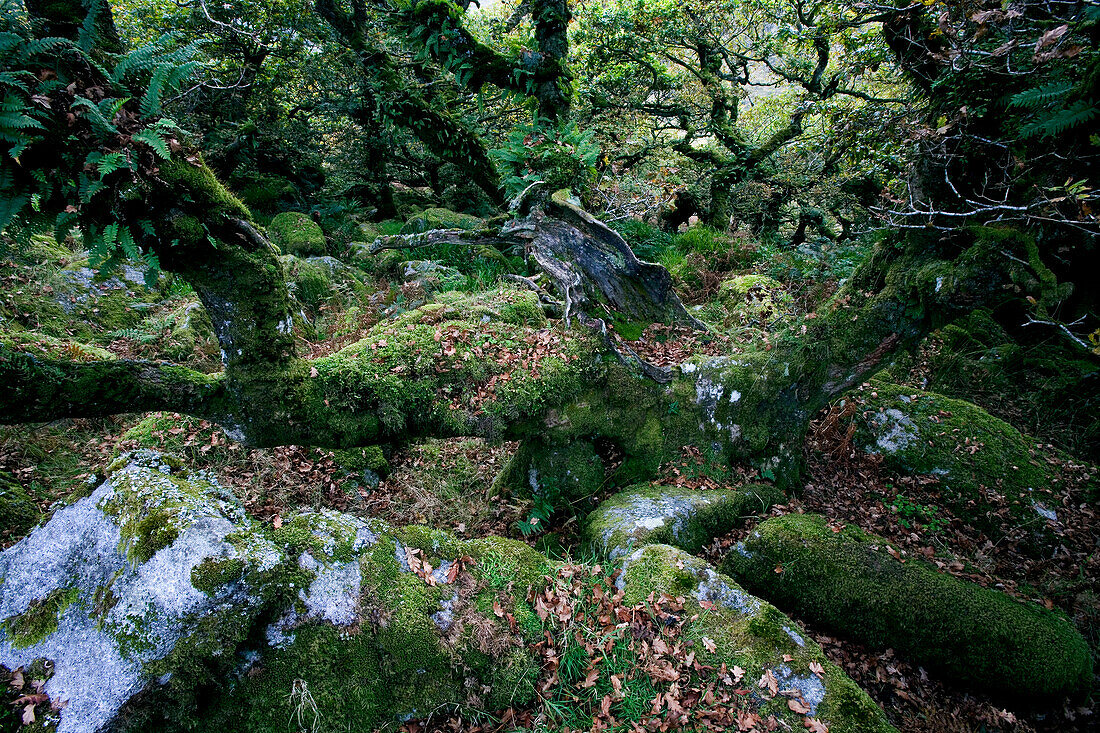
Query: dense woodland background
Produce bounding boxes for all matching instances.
[0,0,1098,731]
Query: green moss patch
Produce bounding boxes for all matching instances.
[0,472,40,543]
[722,513,1093,699]
[400,208,484,234]
[268,212,326,256]
[1,587,80,648]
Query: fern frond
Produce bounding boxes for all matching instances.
[132,128,171,159]
[1020,99,1100,139]
[1009,82,1075,110]
[71,97,119,136]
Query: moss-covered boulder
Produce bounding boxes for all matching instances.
[391,185,437,216]
[399,259,468,293]
[619,544,896,733]
[268,212,326,256]
[722,513,1092,699]
[0,451,281,733]
[845,381,1063,547]
[400,208,484,235]
[279,254,368,314]
[882,309,1100,463]
[700,274,795,331]
[584,482,783,559]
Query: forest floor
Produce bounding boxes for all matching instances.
[1,229,1097,732]
[2,404,1096,732]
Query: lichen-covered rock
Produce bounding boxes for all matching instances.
[279,254,368,315]
[584,482,783,559]
[722,513,1092,699]
[0,451,280,733]
[268,212,326,256]
[0,452,548,732]
[618,544,896,733]
[399,208,484,235]
[844,381,1063,546]
[400,259,468,293]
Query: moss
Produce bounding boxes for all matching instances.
[846,381,1061,546]
[268,510,371,563]
[583,482,783,559]
[293,295,594,447]
[137,604,264,731]
[723,513,1093,698]
[120,506,180,564]
[0,472,40,540]
[435,286,547,327]
[698,274,795,333]
[514,440,605,503]
[235,174,296,211]
[400,208,484,234]
[465,535,554,594]
[1,586,80,648]
[118,413,208,459]
[190,557,246,596]
[159,159,251,223]
[331,445,389,477]
[268,212,326,256]
[621,544,896,733]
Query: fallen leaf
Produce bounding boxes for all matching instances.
[758,669,778,696]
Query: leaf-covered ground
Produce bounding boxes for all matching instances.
[1,224,1097,732]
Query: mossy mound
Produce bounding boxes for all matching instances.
[698,274,795,332]
[399,207,484,234]
[117,413,214,463]
[391,185,438,216]
[268,212,326,256]
[234,173,296,212]
[883,308,1100,462]
[0,331,116,362]
[435,286,547,327]
[2,233,75,266]
[620,545,896,733]
[584,482,783,559]
[844,381,1062,547]
[400,259,469,293]
[722,513,1092,699]
[279,254,369,314]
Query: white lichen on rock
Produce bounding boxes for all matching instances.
[0,451,277,733]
